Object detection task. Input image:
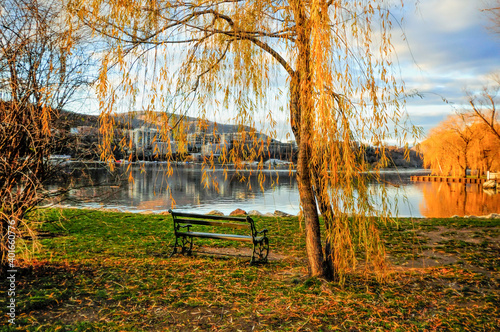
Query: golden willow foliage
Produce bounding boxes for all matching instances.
[69,0,417,281]
[421,112,500,177]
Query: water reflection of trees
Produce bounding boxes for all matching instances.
[419,182,500,217]
[58,164,297,211]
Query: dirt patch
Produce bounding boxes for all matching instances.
[422,226,499,246]
[195,246,290,261]
[388,224,500,276]
[388,250,457,269]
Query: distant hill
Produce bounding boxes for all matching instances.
[55,110,99,129]
[55,110,261,135]
[54,109,272,142]
[112,111,258,135]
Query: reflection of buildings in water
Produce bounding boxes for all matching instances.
[419,182,500,218]
[122,165,296,210]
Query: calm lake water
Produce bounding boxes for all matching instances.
[49,163,500,218]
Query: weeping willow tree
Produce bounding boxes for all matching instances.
[70,0,417,281]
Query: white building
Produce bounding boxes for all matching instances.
[129,126,177,156]
[129,126,158,149]
[201,142,228,156]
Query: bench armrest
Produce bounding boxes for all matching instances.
[178,224,192,230]
[256,228,268,236]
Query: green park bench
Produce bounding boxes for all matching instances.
[169,210,269,264]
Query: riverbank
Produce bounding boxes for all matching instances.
[5,209,499,330]
[49,204,500,220]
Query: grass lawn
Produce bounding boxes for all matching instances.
[2,209,499,331]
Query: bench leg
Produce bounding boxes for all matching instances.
[169,236,180,257]
[180,236,193,255]
[251,237,269,264]
[169,235,193,257]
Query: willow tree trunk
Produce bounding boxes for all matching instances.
[289,0,331,280]
[296,123,327,278]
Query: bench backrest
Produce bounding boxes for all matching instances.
[169,210,257,236]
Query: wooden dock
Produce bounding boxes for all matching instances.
[410,176,487,184]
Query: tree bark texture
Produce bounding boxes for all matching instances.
[290,0,330,279]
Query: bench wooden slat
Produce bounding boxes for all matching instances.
[174,218,249,229]
[177,231,253,242]
[171,211,249,222]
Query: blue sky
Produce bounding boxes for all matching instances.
[395,0,500,135]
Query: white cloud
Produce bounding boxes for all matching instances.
[416,0,483,33]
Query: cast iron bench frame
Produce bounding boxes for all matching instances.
[169,210,269,264]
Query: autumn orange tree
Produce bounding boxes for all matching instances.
[466,76,500,174]
[70,0,416,281]
[421,112,500,177]
[422,114,477,177]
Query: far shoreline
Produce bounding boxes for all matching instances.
[60,159,430,173]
